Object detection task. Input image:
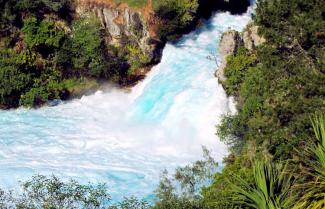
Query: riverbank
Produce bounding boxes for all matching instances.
[0,8,253,201]
[0,0,250,109]
[202,0,325,208]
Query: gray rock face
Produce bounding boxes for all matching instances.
[216,30,242,82]
[76,4,158,62]
[102,8,121,37]
[216,24,265,82]
[243,23,266,50]
[219,30,242,58]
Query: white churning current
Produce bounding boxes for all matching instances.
[0,8,252,201]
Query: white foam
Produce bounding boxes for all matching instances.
[0,8,253,201]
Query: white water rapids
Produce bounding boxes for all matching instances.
[0,9,252,201]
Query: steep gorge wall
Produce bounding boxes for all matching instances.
[74,0,252,67]
[74,0,162,64]
[216,23,265,82]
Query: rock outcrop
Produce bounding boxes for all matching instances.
[216,30,242,82]
[74,0,252,68]
[74,0,254,83]
[75,0,162,63]
[243,23,266,50]
[216,23,265,82]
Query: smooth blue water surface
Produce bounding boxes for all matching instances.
[0,10,252,201]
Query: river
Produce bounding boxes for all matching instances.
[0,8,252,201]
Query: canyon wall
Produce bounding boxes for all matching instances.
[216,23,265,82]
[74,0,251,67]
[75,0,162,64]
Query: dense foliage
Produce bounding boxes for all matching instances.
[0,148,217,209]
[0,0,324,208]
[294,114,325,209]
[0,0,117,108]
[0,175,111,208]
[153,0,251,41]
[0,0,182,108]
[155,0,199,41]
[113,0,325,207]
[219,0,325,158]
[202,0,325,208]
[0,0,244,108]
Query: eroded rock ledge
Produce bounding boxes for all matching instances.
[75,0,162,64]
[75,0,252,74]
[216,23,265,82]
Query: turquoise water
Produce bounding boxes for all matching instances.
[0,10,252,200]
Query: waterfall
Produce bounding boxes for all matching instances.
[0,8,252,201]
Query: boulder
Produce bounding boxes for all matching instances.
[243,23,266,50]
[216,29,242,82]
[216,23,265,82]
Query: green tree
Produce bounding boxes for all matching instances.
[126,45,150,73]
[19,69,65,107]
[152,147,216,209]
[0,65,32,107]
[0,175,111,209]
[155,0,199,41]
[108,197,149,209]
[69,16,109,78]
[22,17,65,53]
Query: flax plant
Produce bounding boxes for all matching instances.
[294,114,325,209]
[230,160,296,209]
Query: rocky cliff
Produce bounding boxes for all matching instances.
[75,0,162,64]
[243,23,266,51]
[74,0,253,86]
[74,0,252,70]
[216,22,265,82]
[216,30,242,82]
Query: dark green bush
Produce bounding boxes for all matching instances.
[155,0,199,41]
[68,17,109,78]
[206,0,325,208]
[0,175,110,209]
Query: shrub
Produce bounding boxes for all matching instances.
[222,47,257,96]
[126,45,150,73]
[155,0,199,41]
[22,17,65,54]
[0,65,32,107]
[0,175,111,209]
[69,16,109,78]
[294,114,325,209]
[230,161,296,209]
[19,70,64,107]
